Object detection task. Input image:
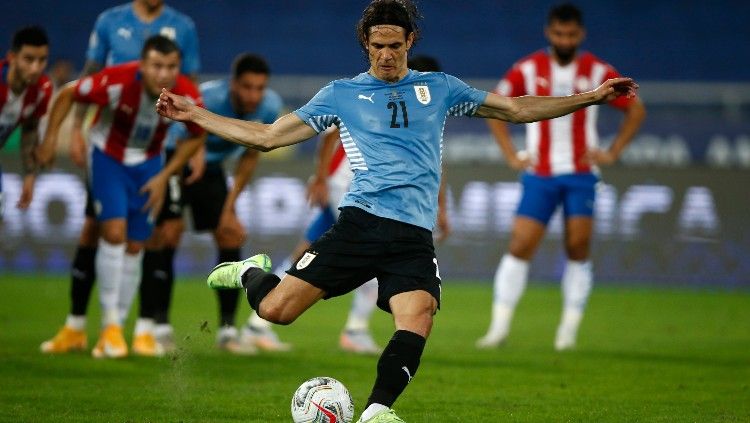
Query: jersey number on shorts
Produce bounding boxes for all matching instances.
[387,101,409,128]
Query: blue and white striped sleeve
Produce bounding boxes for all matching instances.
[293,82,339,133]
[445,74,488,117]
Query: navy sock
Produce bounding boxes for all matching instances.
[154,248,176,324]
[241,270,281,312]
[366,330,426,408]
[70,246,97,316]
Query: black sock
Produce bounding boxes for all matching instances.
[70,246,97,316]
[139,249,163,319]
[366,330,427,408]
[241,270,280,312]
[216,249,241,326]
[154,248,176,324]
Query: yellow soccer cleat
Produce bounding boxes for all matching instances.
[356,408,406,423]
[91,324,128,359]
[40,326,87,354]
[132,332,165,357]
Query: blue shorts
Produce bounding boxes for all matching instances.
[303,206,337,242]
[89,148,162,241]
[516,172,599,225]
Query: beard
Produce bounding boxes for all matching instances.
[552,46,577,64]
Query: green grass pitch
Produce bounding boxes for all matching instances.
[1,274,748,422]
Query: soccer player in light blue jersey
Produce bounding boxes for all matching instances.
[156,1,637,421]
[41,0,201,356]
[156,54,290,354]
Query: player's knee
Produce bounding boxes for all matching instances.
[258,301,297,326]
[565,236,591,260]
[100,230,126,245]
[508,238,535,260]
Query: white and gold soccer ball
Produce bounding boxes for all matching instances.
[291,377,355,423]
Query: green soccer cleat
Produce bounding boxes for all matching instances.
[207,254,272,290]
[356,409,405,423]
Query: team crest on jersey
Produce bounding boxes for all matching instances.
[296,252,318,270]
[160,27,177,40]
[413,85,431,105]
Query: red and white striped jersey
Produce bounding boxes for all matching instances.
[495,50,635,176]
[0,59,52,145]
[326,137,353,209]
[74,61,204,165]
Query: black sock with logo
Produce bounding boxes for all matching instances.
[366,330,426,408]
[70,246,97,316]
[241,270,281,312]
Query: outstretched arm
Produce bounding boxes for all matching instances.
[156,89,316,152]
[475,78,638,123]
[35,83,77,167]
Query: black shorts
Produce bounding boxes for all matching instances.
[286,206,442,314]
[183,166,227,231]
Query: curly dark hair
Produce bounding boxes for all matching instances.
[356,0,422,51]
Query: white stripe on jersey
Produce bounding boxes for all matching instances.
[307,115,338,133]
[447,102,480,117]
[338,120,368,171]
[550,62,576,174]
[519,61,541,165]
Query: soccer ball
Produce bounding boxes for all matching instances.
[291,376,355,423]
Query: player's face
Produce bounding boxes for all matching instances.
[545,19,585,64]
[231,72,268,114]
[7,45,49,86]
[140,50,180,96]
[366,25,414,82]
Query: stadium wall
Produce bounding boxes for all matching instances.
[2,162,747,288]
[0,0,748,80]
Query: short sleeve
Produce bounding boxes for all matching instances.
[32,79,53,120]
[294,83,339,133]
[178,17,201,75]
[602,65,636,110]
[494,66,526,97]
[85,13,110,65]
[74,70,113,106]
[445,74,488,117]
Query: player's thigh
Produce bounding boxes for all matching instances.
[560,173,597,259]
[77,216,100,247]
[90,150,128,234]
[126,156,162,243]
[507,216,547,260]
[99,218,128,244]
[564,217,593,260]
[516,172,562,226]
[259,274,328,324]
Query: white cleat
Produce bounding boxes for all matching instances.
[475,331,508,349]
[340,329,382,355]
[242,325,292,352]
[554,325,578,351]
[216,326,257,355]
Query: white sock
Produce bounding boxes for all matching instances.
[96,240,126,326]
[248,311,272,330]
[345,278,378,331]
[273,257,293,279]
[559,260,593,334]
[486,254,529,336]
[154,323,173,337]
[561,260,593,311]
[134,317,154,336]
[65,314,86,331]
[117,250,144,325]
[360,403,389,421]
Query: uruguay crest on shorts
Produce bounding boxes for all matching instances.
[414,84,431,105]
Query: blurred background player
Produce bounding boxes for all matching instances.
[40,0,200,354]
[477,3,646,351]
[0,27,52,217]
[158,53,287,354]
[37,35,205,358]
[272,55,450,355]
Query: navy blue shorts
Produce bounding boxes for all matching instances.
[516,172,599,225]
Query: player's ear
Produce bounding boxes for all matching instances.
[406,32,415,50]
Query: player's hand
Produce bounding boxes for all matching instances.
[507,150,533,171]
[217,208,247,246]
[69,126,88,168]
[140,173,168,219]
[184,145,206,185]
[16,174,35,209]
[434,208,451,243]
[34,139,57,169]
[306,175,329,207]
[585,148,618,166]
[156,89,195,122]
[593,78,638,104]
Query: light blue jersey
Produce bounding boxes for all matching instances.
[295,70,487,230]
[86,3,200,74]
[165,79,283,164]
